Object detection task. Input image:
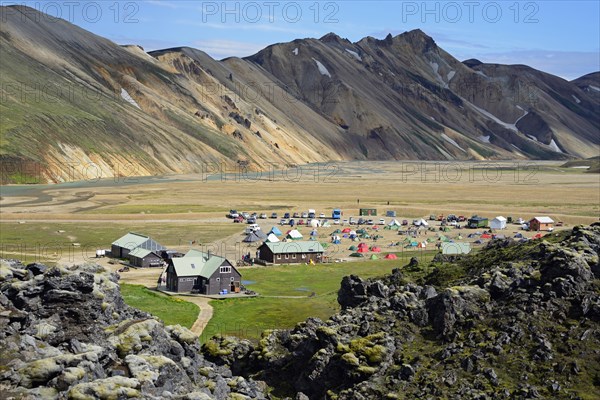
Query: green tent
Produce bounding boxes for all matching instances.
[370,254,379,260]
[350,252,365,257]
[321,242,330,249]
[427,238,434,243]
[348,245,357,251]
[442,227,451,232]
[332,229,341,234]
[391,225,399,231]
[357,229,366,234]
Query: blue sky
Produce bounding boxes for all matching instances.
[8,1,600,79]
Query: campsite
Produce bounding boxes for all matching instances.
[1,160,599,342]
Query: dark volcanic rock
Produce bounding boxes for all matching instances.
[0,260,267,399]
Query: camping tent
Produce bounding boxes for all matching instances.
[348,245,357,251]
[370,254,379,260]
[286,230,303,240]
[310,229,318,236]
[322,221,331,227]
[370,246,381,253]
[481,233,492,239]
[384,253,397,260]
[342,228,351,233]
[266,233,280,243]
[254,230,267,239]
[243,232,262,242]
[417,242,427,248]
[490,216,507,230]
[269,226,282,236]
[350,252,365,257]
[414,218,429,227]
[388,219,401,226]
[357,247,369,253]
[310,219,321,228]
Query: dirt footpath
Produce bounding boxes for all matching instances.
[175,296,213,336]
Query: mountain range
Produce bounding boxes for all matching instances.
[1,5,599,183]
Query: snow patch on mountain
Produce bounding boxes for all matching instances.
[312,58,331,77]
[345,48,361,61]
[121,89,140,109]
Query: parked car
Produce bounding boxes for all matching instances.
[284,212,291,219]
[293,212,300,218]
[333,219,340,225]
[343,219,349,225]
[301,212,308,218]
[233,216,244,223]
[247,217,257,224]
[447,214,457,222]
[458,216,466,222]
[349,217,357,225]
[449,220,458,226]
[516,218,525,224]
[229,210,239,218]
[378,218,386,225]
[280,218,288,225]
[259,213,267,219]
[298,219,305,225]
[319,213,326,218]
[289,219,295,226]
[251,212,258,218]
[366,219,374,225]
[241,212,250,219]
[308,212,316,219]
[270,213,278,219]
[402,219,408,225]
[429,214,436,220]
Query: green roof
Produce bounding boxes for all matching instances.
[112,232,150,250]
[128,247,159,259]
[262,241,324,254]
[172,250,230,278]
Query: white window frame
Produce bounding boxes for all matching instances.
[230,277,235,282]
[292,254,296,259]
[220,266,231,274]
[277,255,281,260]
[285,254,289,259]
[216,277,220,282]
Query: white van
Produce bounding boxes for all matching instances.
[245,224,260,234]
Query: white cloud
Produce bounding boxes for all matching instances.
[474,50,600,80]
[193,39,267,59]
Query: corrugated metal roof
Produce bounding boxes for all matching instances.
[532,216,554,223]
[442,242,471,255]
[493,216,507,222]
[263,241,324,254]
[173,250,229,277]
[128,247,159,259]
[112,232,150,250]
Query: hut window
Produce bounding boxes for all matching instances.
[220,266,231,273]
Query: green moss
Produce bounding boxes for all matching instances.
[317,326,337,337]
[349,332,388,364]
[341,352,360,367]
[357,365,377,375]
[203,339,233,357]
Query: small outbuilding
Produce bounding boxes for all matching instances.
[127,247,163,268]
[490,216,507,230]
[529,216,555,231]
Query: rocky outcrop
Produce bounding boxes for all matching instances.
[204,225,600,399]
[0,260,267,399]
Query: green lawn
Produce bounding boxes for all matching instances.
[120,283,199,329]
[203,252,436,342]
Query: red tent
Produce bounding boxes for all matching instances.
[481,233,492,239]
[370,246,381,253]
[533,233,543,239]
[357,247,369,253]
[358,242,368,248]
[342,228,352,233]
[384,254,397,259]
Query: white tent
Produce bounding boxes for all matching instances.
[266,233,280,243]
[310,219,321,228]
[490,216,507,230]
[286,229,303,240]
[414,218,429,227]
[388,219,401,226]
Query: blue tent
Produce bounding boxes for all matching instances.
[269,226,282,236]
[310,230,318,236]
